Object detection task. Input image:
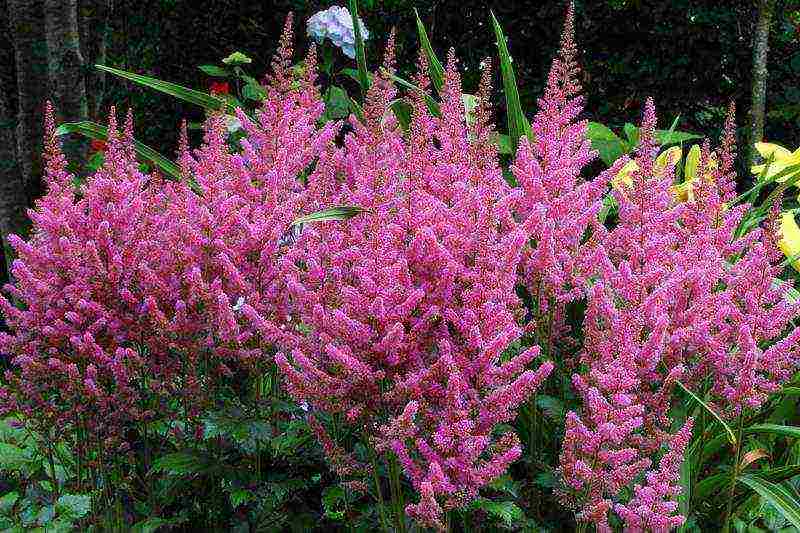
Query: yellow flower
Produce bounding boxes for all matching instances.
[671,144,718,202]
[612,146,682,190]
[779,211,800,273]
[751,142,800,182]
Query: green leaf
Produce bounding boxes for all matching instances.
[487,475,520,498]
[413,8,444,93]
[132,517,187,533]
[241,83,266,102]
[737,474,800,530]
[490,11,530,153]
[746,424,800,440]
[0,443,28,471]
[323,85,351,120]
[347,0,370,93]
[221,51,252,65]
[96,64,227,111]
[55,121,182,181]
[390,74,441,116]
[656,129,703,145]
[228,488,252,509]
[676,380,737,446]
[291,206,368,226]
[322,485,347,521]
[536,395,566,423]
[694,472,728,501]
[0,492,18,515]
[150,451,211,476]
[55,494,91,520]
[496,134,513,155]
[586,122,626,166]
[678,448,692,531]
[470,498,524,528]
[623,122,639,146]
[198,65,230,77]
[389,99,412,130]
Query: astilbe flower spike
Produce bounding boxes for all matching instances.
[276,42,552,529]
[558,99,692,531]
[512,1,620,350]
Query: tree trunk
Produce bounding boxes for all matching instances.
[44,0,88,165]
[746,0,777,170]
[79,0,112,120]
[8,0,48,205]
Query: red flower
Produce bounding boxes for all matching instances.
[210,81,230,95]
[90,139,107,153]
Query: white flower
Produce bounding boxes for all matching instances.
[306,6,369,59]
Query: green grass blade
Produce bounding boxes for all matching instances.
[96,65,227,111]
[348,0,370,93]
[490,11,530,153]
[390,74,441,116]
[737,474,800,529]
[413,8,444,93]
[55,121,182,181]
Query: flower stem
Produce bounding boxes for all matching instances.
[722,413,745,532]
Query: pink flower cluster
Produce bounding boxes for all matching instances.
[558,97,800,530]
[276,40,552,530]
[512,4,614,351]
[0,17,330,460]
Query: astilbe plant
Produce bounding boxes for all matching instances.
[276,39,553,530]
[512,3,622,353]
[557,100,694,532]
[559,99,800,531]
[0,14,335,495]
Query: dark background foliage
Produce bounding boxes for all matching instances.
[101,0,799,157]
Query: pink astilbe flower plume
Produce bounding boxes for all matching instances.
[512,2,617,350]
[557,99,691,530]
[276,42,552,528]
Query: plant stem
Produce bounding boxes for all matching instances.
[388,454,406,533]
[368,446,391,533]
[722,413,745,532]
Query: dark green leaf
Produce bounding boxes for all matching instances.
[490,11,530,153]
[198,65,230,77]
[150,451,212,476]
[470,498,524,528]
[322,485,347,521]
[96,64,227,111]
[413,8,444,93]
[347,0,370,93]
[737,475,800,530]
[56,494,91,520]
[0,492,18,515]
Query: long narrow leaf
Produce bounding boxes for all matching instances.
[55,121,182,181]
[390,74,442,116]
[676,380,736,446]
[737,474,800,529]
[291,206,367,226]
[489,11,530,153]
[97,64,227,111]
[413,9,444,93]
[347,0,370,93]
[746,424,800,440]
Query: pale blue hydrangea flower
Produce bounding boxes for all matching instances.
[306,6,369,59]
